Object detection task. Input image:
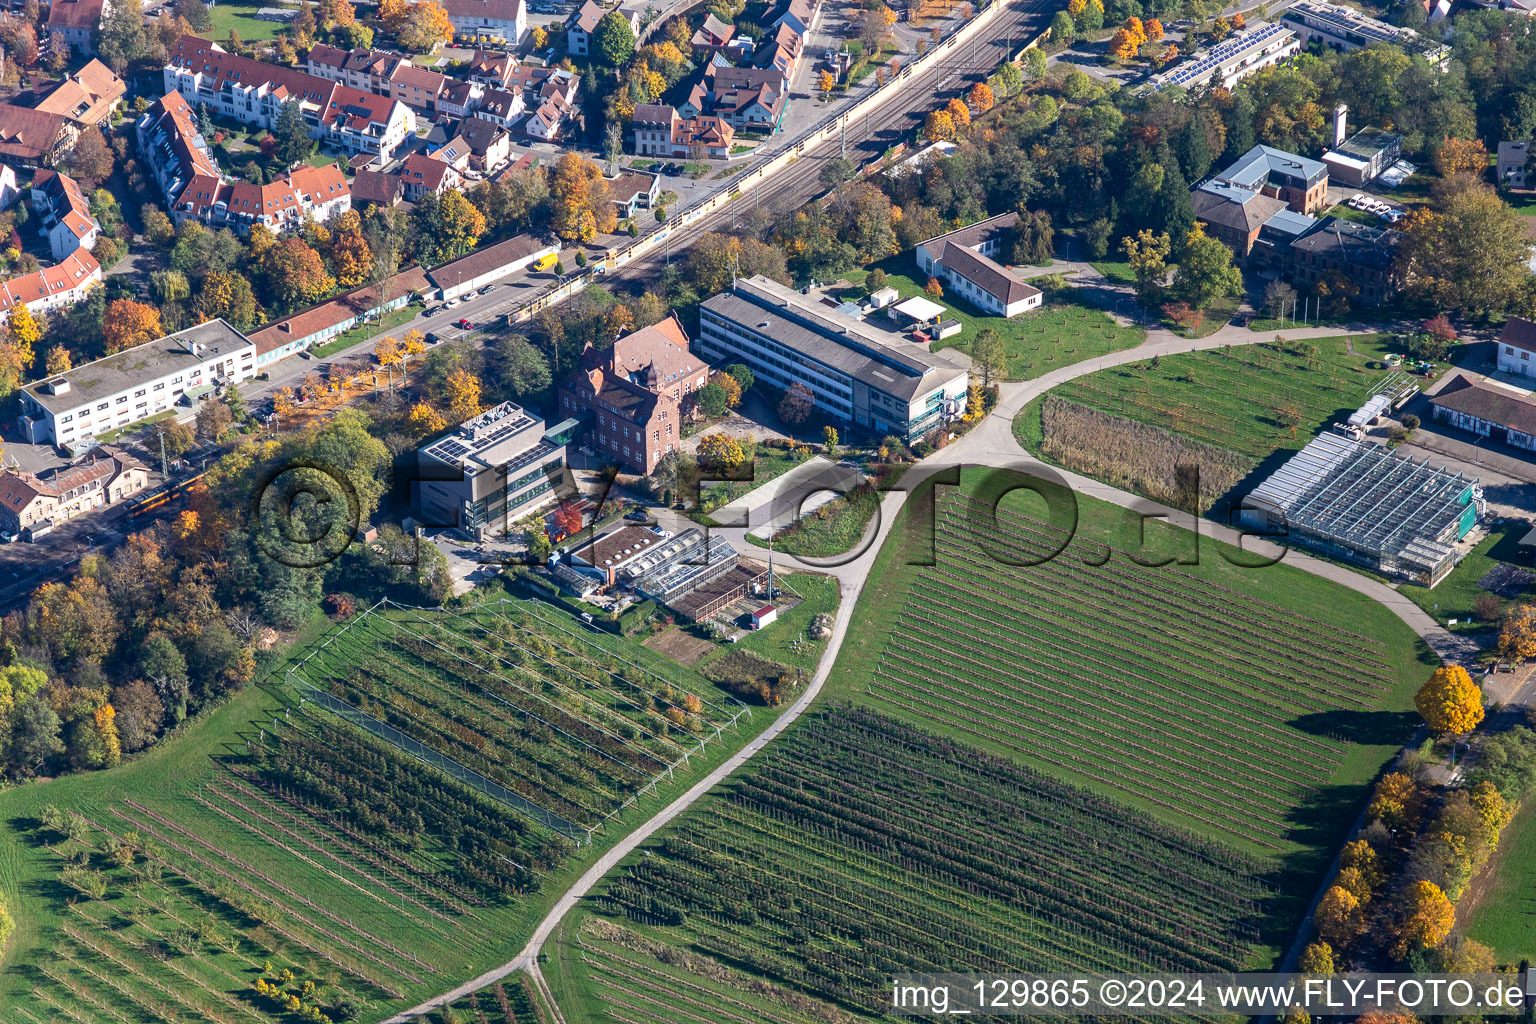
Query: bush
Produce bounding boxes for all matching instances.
[655,207,668,223]
[575,251,587,267]
[1401,414,1420,431]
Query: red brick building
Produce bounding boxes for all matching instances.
[557,315,708,474]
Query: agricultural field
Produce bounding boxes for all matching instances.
[842,268,1145,380]
[544,470,1434,1021]
[1022,334,1401,463]
[0,596,805,1023]
[549,704,1276,1023]
[1464,800,1536,961]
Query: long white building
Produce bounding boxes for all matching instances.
[17,320,258,448]
[697,275,969,442]
[1149,21,1300,92]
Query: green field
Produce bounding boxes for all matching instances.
[541,468,1435,1021]
[1464,800,1536,960]
[844,268,1145,380]
[747,484,882,559]
[198,0,292,42]
[1020,334,1401,462]
[1399,522,1536,630]
[0,596,811,1023]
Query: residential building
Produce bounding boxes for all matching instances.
[1430,374,1536,454]
[608,170,659,219]
[630,104,734,159]
[690,12,736,55]
[1208,144,1330,215]
[757,21,803,77]
[1323,124,1403,188]
[1281,0,1451,68]
[165,36,417,161]
[438,80,485,118]
[17,320,258,447]
[417,401,569,538]
[507,64,579,106]
[399,153,461,200]
[305,43,401,90]
[170,164,351,234]
[1149,20,1300,91]
[430,134,474,172]
[526,92,574,139]
[914,213,1044,318]
[350,168,405,207]
[474,87,526,128]
[0,250,101,317]
[0,105,75,167]
[680,65,786,132]
[435,0,528,45]
[557,314,703,474]
[35,59,125,127]
[136,91,221,208]
[467,48,518,88]
[1242,428,1480,585]
[246,266,429,365]
[389,62,450,112]
[1499,141,1531,190]
[427,232,559,300]
[1496,317,1536,379]
[1288,217,1403,306]
[698,275,970,442]
[0,448,149,536]
[772,0,815,36]
[47,0,104,55]
[457,115,512,173]
[31,169,99,262]
[568,0,640,56]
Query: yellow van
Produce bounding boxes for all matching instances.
[532,253,558,272]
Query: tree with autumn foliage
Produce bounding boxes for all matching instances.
[1414,665,1485,735]
[328,228,373,288]
[1499,602,1536,662]
[1144,17,1163,40]
[550,153,615,243]
[102,299,164,354]
[390,0,452,51]
[443,367,483,422]
[8,305,40,368]
[1432,137,1488,179]
[697,432,747,474]
[1297,941,1334,976]
[924,109,956,142]
[966,81,994,114]
[1313,884,1363,949]
[1394,881,1454,957]
[1367,771,1421,830]
[551,500,584,539]
[258,237,336,313]
[407,401,446,435]
[945,97,971,134]
[819,70,835,100]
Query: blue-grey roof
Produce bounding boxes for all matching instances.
[1264,208,1319,236]
[1219,144,1328,189]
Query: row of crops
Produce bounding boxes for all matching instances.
[290,599,748,838]
[1046,337,1395,459]
[591,704,1273,1022]
[858,494,1399,851]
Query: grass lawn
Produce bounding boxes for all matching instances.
[1089,259,1137,287]
[843,267,1145,380]
[1398,521,1536,630]
[93,409,179,443]
[1464,799,1536,960]
[1036,333,1401,462]
[310,305,419,360]
[745,485,880,558]
[198,0,291,42]
[0,597,808,1024]
[696,447,803,515]
[1505,191,1536,217]
[1326,202,1389,226]
[694,572,839,675]
[1180,291,1241,338]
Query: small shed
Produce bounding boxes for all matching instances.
[749,604,778,629]
[890,295,946,328]
[934,318,962,340]
[868,286,900,309]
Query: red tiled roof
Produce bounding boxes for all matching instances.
[168,35,333,105]
[247,266,430,355]
[401,153,456,190]
[48,0,104,30]
[0,250,100,313]
[0,105,70,162]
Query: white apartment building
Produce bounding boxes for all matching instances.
[436,0,528,45]
[1149,21,1300,92]
[17,320,257,447]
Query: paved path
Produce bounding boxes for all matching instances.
[383,314,1481,1021]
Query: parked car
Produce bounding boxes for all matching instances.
[425,332,441,344]
[625,509,650,522]
[478,285,494,295]
[456,318,473,329]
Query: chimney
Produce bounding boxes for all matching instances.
[1332,104,1348,148]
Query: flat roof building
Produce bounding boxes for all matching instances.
[697,275,970,442]
[1323,126,1403,187]
[1149,21,1300,92]
[17,320,257,448]
[417,401,569,538]
[1243,429,1481,586]
[1281,0,1451,67]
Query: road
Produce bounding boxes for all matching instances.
[383,311,1476,1023]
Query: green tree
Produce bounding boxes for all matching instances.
[725,362,755,391]
[1121,229,1171,301]
[273,100,314,168]
[595,10,637,67]
[970,327,1007,387]
[98,0,149,73]
[1172,224,1241,310]
[1399,185,1536,319]
[495,336,552,398]
[697,381,730,417]
[1050,9,1075,44]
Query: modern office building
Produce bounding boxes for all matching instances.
[1281,0,1451,68]
[416,401,570,538]
[697,275,970,441]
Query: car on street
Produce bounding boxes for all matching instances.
[0,531,15,544]
[456,318,473,329]
[624,509,651,522]
[425,332,441,344]
[478,285,494,295]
